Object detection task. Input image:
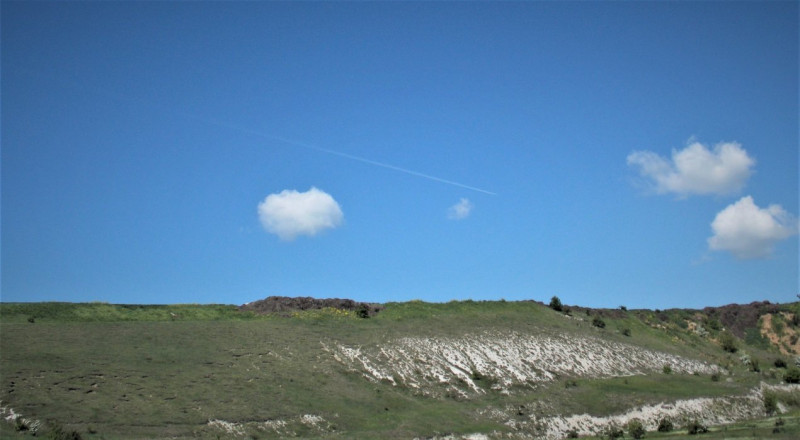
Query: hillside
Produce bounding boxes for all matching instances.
[1,299,800,439]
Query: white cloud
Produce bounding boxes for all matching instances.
[627,140,755,197]
[708,196,798,259]
[257,187,343,241]
[448,198,473,220]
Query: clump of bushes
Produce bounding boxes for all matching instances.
[774,417,785,434]
[627,419,645,439]
[719,331,738,353]
[662,364,672,374]
[686,419,708,435]
[657,418,673,432]
[44,421,82,440]
[592,317,606,328]
[775,358,788,368]
[764,391,778,415]
[605,423,624,439]
[621,328,631,337]
[783,366,800,384]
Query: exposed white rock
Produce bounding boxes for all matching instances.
[326,331,717,396]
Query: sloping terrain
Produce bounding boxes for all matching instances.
[326,331,716,397]
[1,300,799,439]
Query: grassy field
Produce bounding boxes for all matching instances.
[1,300,798,439]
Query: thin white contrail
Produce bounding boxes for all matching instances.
[18,65,497,195]
[198,118,498,196]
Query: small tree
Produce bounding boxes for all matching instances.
[719,331,738,353]
[627,418,646,439]
[764,391,778,415]
[605,424,624,439]
[657,418,674,432]
[687,420,708,435]
[549,296,563,312]
[783,366,800,384]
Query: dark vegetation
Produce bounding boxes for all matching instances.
[239,295,383,317]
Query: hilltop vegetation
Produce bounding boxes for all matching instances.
[1,299,800,439]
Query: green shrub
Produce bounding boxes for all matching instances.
[627,419,646,439]
[744,328,770,349]
[775,358,788,368]
[657,418,673,432]
[549,296,563,312]
[566,429,579,438]
[605,424,624,439]
[621,328,631,337]
[592,317,606,328]
[749,358,760,372]
[773,314,786,335]
[783,366,800,384]
[710,372,720,382]
[686,420,708,435]
[764,391,778,415]
[14,417,30,432]
[719,331,738,353]
[662,364,672,374]
[45,421,82,440]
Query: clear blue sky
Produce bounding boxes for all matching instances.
[2,1,797,309]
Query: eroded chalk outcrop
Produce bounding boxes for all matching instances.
[325,331,717,397]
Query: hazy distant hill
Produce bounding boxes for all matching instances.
[1,299,799,439]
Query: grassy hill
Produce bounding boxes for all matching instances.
[1,299,799,439]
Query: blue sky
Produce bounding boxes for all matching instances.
[2,1,797,309]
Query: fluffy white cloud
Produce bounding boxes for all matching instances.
[448,198,473,220]
[627,140,755,197]
[257,187,343,241]
[708,196,798,259]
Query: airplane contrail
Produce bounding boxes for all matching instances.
[197,118,498,196]
[17,65,497,195]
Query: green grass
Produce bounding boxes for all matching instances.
[1,300,796,439]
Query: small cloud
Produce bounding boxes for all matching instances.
[448,198,473,220]
[627,140,755,197]
[257,187,343,241]
[708,196,798,259]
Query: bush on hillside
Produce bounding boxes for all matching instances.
[592,317,606,328]
[657,418,674,432]
[783,366,800,384]
[627,419,646,439]
[719,331,738,353]
[686,420,708,435]
[549,296,563,312]
[775,358,788,368]
[605,424,624,439]
[764,391,778,415]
